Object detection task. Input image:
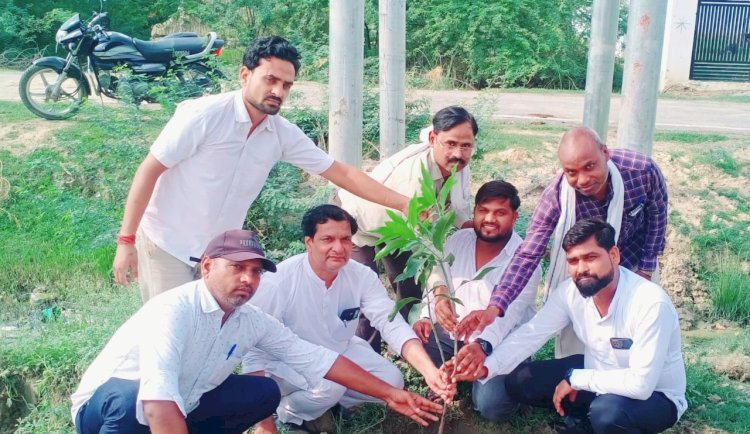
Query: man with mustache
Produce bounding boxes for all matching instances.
[448,219,686,433]
[72,229,441,434]
[113,36,410,302]
[243,205,454,434]
[338,106,477,348]
[411,180,541,423]
[456,126,668,358]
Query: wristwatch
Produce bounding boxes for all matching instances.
[564,368,575,386]
[474,338,493,356]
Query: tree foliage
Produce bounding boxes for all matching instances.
[3,0,597,89]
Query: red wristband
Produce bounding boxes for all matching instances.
[117,234,136,245]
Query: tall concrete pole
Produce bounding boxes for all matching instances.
[329,0,364,167]
[616,0,668,155]
[583,0,620,141]
[379,0,406,158]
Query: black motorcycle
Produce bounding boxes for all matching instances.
[19,2,226,120]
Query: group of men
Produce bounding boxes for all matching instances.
[72,35,687,434]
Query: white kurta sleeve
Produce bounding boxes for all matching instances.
[570,302,677,400]
[480,283,571,382]
[359,269,419,355]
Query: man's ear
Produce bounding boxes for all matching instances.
[304,235,314,252]
[601,144,610,161]
[239,65,252,85]
[428,130,437,146]
[609,245,620,266]
[511,210,519,225]
[201,257,212,278]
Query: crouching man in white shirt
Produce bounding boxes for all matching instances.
[245,205,455,434]
[71,229,441,434]
[411,180,541,423]
[448,219,687,433]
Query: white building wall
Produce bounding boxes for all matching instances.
[659,0,699,91]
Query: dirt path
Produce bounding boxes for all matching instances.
[3,69,750,133]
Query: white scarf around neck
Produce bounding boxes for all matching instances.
[543,160,624,301]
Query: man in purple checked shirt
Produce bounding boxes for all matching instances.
[455,126,668,357]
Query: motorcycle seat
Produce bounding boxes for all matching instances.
[133,36,210,62]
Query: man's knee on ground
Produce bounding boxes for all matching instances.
[504,364,534,404]
[588,394,632,433]
[472,377,519,423]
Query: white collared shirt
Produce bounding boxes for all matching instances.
[141,91,334,264]
[338,144,472,247]
[242,253,418,387]
[480,267,688,419]
[70,279,338,426]
[419,230,540,342]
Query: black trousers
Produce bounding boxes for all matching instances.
[76,375,280,434]
[505,355,679,434]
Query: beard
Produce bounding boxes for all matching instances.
[249,95,282,115]
[474,225,512,243]
[574,268,615,298]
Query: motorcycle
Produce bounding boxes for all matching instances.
[19,1,226,120]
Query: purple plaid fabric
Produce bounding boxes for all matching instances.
[490,148,668,313]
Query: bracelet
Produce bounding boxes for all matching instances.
[117,234,136,245]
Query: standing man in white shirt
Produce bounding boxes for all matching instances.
[448,219,687,433]
[244,205,454,434]
[112,36,410,302]
[411,180,541,423]
[338,105,477,347]
[73,229,442,434]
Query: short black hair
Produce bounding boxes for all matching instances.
[302,204,358,238]
[432,106,478,136]
[474,180,520,210]
[242,36,301,74]
[562,218,616,252]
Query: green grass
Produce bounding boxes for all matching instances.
[654,131,728,144]
[704,251,750,323]
[0,101,40,123]
[700,148,741,176]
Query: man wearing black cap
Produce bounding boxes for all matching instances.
[71,229,441,434]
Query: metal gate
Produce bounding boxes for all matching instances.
[690,0,750,81]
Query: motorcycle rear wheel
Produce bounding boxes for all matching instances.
[19,65,88,120]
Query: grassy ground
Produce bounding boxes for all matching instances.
[0,99,749,433]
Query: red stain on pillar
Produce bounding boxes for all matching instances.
[639,15,651,28]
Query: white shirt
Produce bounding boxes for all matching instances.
[243,253,418,388]
[480,267,688,419]
[141,91,334,264]
[70,279,338,426]
[419,230,540,342]
[338,143,472,247]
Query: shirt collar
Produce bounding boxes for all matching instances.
[232,91,275,133]
[303,253,340,290]
[198,279,222,314]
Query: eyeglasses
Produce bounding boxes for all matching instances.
[436,138,474,153]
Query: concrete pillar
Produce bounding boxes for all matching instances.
[617,0,669,155]
[329,0,364,167]
[583,0,620,141]
[378,0,406,158]
[659,0,700,91]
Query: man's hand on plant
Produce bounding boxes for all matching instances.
[383,388,442,426]
[435,296,458,332]
[453,342,488,379]
[454,306,501,341]
[442,357,488,383]
[423,367,456,404]
[412,319,433,343]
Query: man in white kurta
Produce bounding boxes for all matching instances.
[244,205,452,432]
[450,219,686,433]
[412,180,541,423]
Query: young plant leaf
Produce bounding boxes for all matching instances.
[388,297,422,321]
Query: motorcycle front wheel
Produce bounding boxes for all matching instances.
[19,65,88,120]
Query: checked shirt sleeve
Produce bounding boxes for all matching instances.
[489,181,561,314]
[639,160,668,272]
